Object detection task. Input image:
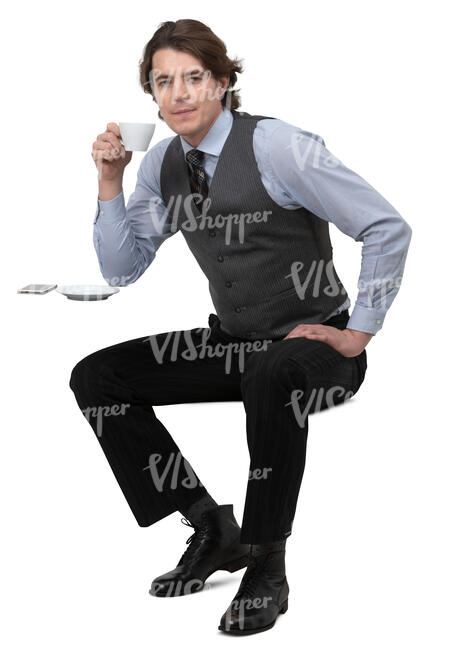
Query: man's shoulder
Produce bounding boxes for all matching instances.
[254,114,326,147]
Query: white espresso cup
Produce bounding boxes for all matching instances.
[118,122,155,151]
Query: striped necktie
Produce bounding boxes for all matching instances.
[186,149,209,206]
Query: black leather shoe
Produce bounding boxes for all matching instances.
[149,504,250,597]
[218,540,289,635]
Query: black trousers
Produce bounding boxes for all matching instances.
[69,309,367,543]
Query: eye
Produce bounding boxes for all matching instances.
[158,76,201,87]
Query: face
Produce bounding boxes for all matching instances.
[150,48,229,146]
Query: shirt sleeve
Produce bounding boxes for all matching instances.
[93,147,175,286]
[267,124,413,335]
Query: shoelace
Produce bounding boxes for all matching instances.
[233,554,268,601]
[178,516,209,565]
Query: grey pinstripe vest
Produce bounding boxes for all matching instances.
[160,109,349,340]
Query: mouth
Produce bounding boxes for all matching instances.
[173,107,197,115]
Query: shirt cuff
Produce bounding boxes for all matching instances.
[346,303,387,335]
[93,190,125,224]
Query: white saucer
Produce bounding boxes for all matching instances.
[56,284,120,301]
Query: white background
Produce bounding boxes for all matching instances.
[3,0,451,647]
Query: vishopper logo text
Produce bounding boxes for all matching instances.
[146,193,272,245]
[285,131,342,172]
[285,259,347,300]
[103,274,135,287]
[142,451,202,492]
[224,596,274,631]
[249,467,273,480]
[285,260,403,306]
[81,402,131,438]
[286,385,355,428]
[143,329,272,375]
[150,578,211,597]
[359,275,403,309]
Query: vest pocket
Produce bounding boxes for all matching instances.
[244,283,300,308]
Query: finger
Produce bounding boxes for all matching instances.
[94,140,113,151]
[106,122,121,138]
[92,147,110,159]
[303,326,328,336]
[92,148,116,161]
[97,132,123,149]
[94,141,124,157]
[93,143,125,159]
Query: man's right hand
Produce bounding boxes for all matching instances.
[92,122,133,183]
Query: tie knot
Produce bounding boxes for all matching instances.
[186,148,205,168]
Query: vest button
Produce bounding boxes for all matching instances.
[217,254,224,262]
[225,280,232,288]
[234,306,241,313]
[209,230,216,237]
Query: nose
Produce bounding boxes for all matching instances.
[171,76,193,106]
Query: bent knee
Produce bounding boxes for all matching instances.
[69,351,107,395]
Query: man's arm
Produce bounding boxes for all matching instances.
[93,146,175,286]
[267,124,412,341]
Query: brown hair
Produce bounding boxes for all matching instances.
[138,19,244,120]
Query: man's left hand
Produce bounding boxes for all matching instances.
[282,324,373,357]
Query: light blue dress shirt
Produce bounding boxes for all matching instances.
[93,107,412,335]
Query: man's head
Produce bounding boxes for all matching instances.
[139,19,243,141]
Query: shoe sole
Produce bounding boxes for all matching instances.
[218,599,289,635]
[149,553,249,598]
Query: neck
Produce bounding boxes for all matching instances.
[183,105,223,148]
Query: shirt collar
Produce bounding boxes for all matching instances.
[180,106,233,158]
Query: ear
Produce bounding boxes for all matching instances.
[217,75,230,97]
